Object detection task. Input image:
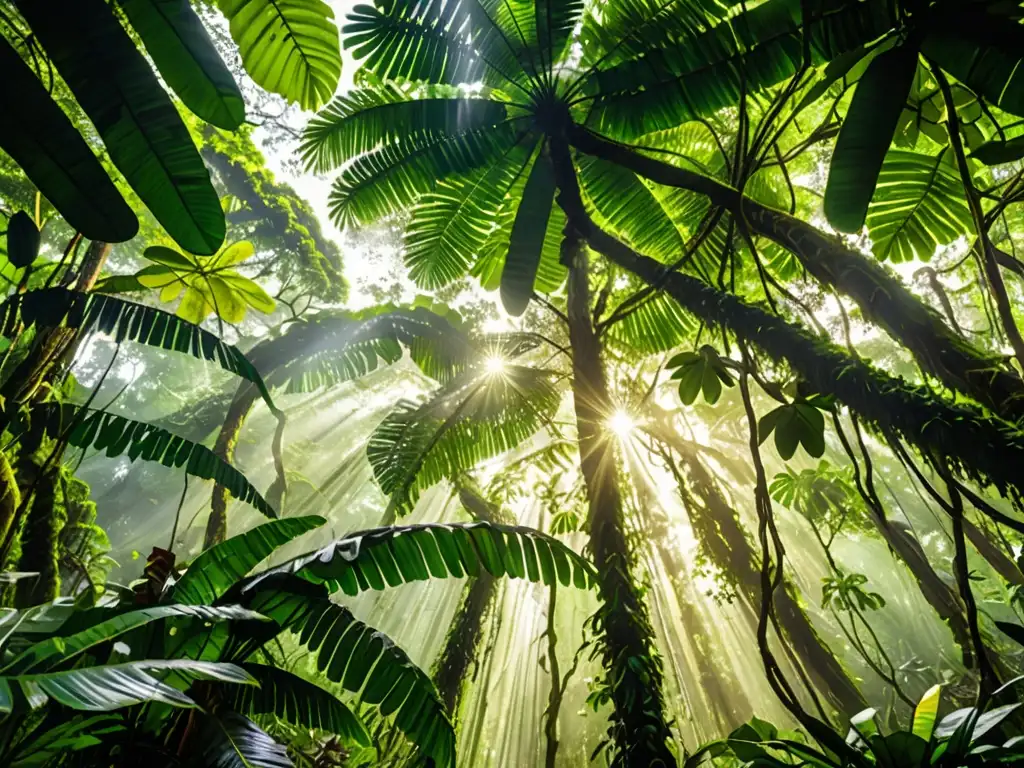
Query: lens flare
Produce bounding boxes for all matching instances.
[484,356,507,374]
[608,410,636,438]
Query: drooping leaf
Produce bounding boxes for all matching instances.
[247,521,597,596]
[198,711,293,768]
[228,664,371,746]
[119,0,245,129]
[824,41,919,234]
[0,289,276,410]
[6,212,41,270]
[758,400,827,461]
[20,0,224,254]
[912,684,942,742]
[0,37,137,243]
[971,136,1024,166]
[668,346,734,406]
[35,404,275,518]
[218,0,342,111]
[865,151,972,263]
[501,151,556,316]
[0,660,254,714]
[173,517,326,605]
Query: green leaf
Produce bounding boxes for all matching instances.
[21,0,224,255]
[198,712,293,768]
[118,0,245,129]
[245,521,597,596]
[912,684,942,742]
[6,212,40,270]
[228,664,371,746]
[218,0,342,111]
[824,41,919,234]
[239,577,455,768]
[971,136,1024,166]
[501,151,556,316]
[300,84,508,173]
[866,151,972,263]
[0,288,276,411]
[0,660,254,714]
[173,516,325,605]
[0,37,137,242]
[35,404,275,518]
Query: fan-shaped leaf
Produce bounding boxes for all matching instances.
[173,516,326,605]
[866,151,972,263]
[301,84,508,173]
[0,660,254,714]
[0,38,138,243]
[20,0,224,254]
[0,289,276,410]
[218,0,342,111]
[35,404,275,518]
[824,42,919,234]
[605,294,698,357]
[228,663,371,746]
[119,0,245,129]
[502,151,556,316]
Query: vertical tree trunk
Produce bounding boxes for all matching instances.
[562,232,675,766]
[204,387,260,548]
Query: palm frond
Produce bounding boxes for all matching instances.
[36,404,274,518]
[0,288,275,410]
[198,711,293,768]
[300,82,508,173]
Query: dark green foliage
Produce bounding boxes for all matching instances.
[0,289,276,410]
[18,0,225,254]
[197,711,301,768]
[118,0,245,130]
[502,151,556,316]
[757,397,830,461]
[35,404,274,518]
[824,42,919,233]
[0,37,138,243]
[5,212,41,270]
[667,345,735,405]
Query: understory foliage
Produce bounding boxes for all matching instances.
[2,0,1024,767]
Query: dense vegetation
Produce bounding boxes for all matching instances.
[2,0,1024,765]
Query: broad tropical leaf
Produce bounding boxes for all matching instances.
[2,604,265,675]
[0,38,137,243]
[824,42,919,234]
[6,212,41,270]
[0,660,254,714]
[501,151,556,315]
[238,578,455,768]
[227,663,371,746]
[605,293,698,357]
[35,405,275,518]
[912,684,942,742]
[535,0,585,67]
[300,83,508,173]
[0,289,276,410]
[20,0,224,254]
[248,521,597,595]
[758,399,828,460]
[366,366,560,516]
[218,0,342,111]
[972,136,1024,166]
[865,151,972,263]
[173,516,326,605]
[119,0,245,129]
[198,711,293,768]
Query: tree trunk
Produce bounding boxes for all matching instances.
[567,126,1024,423]
[572,214,1024,507]
[203,387,259,548]
[560,226,675,766]
[962,517,1024,588]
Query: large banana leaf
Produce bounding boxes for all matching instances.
[35,404,274,518]
[20,0,224,254]
[501,151,556,315]
[0,38,137,243]
[300,83,508,173]
[248,521,597,595]
[239,578,455,768]
[218,0,342,111]
[228,663,371,746]
[198,712,293,768]
[367,367,559,516]
[865,151,972,263]
[173,516,326,605]
[0,289,276,410]
[2,604,264,675]
[119,0,245,130]
[824,42,919,234]
[0,660,254,714]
